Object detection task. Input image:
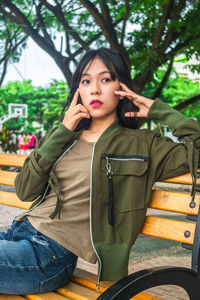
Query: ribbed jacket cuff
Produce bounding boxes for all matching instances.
[147,98,187,130]
[37,123,79,161]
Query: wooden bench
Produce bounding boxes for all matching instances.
[0,152,200,299]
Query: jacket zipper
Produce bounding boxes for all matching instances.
[105,156,114,225]
[15,140,77,218]
[51,140,77,170]
[91,152,148,285]
[90,143,102,291]
[102,153,150,162]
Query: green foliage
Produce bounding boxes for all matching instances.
[2,0,200,86]
[1,72,199,136]
[41,80,69,130]
[0,13,28,85]
[127,0,200,68]
[0,80,69,132]
[143,69,200,123]
[0,126,18,153]
[1,0,200,126]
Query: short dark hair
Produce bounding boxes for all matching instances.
[60,48,138,130]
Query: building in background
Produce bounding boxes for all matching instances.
[173,57,200,83]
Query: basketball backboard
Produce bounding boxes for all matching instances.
[8,103,28,118]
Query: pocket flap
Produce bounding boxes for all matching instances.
[102,159,149,176]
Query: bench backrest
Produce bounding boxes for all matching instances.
[143,176,200,246]
[0,153,30,209]
[0,153,200,271]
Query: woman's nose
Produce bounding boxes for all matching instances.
[91,81,101,95]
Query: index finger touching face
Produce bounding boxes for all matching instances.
[119,82,130,92]
[70,89,79,107]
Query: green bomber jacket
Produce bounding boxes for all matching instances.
[14,99,200,285]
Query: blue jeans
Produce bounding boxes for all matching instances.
[0,218,77,294]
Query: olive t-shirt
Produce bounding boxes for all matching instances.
[17,138,97,263]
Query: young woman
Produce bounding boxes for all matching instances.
[0,48,199,294]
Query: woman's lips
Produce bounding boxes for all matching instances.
[90,100,103,108]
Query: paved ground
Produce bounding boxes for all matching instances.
[0,205,191,299]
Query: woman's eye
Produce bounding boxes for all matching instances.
[82,79,90,84]
[102,78,111,83]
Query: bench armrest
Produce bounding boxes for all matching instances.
[97,267,199,300]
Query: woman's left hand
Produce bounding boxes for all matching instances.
[114,82,154,118]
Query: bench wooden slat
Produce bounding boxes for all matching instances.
[149,190,199,215]
[25,292,70,300]
[0,296,25,300]
[72,269,113,294]
[0,191,31,209]
[26,293,70,300]
[72,269,159,300]
[164,168,200,185]
[0,153,27,167]
[57,282,101,299]
[130,294,159,300]
[0,170,17,186]
[141,216,195,244]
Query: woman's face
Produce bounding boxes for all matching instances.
[78,57,121,123]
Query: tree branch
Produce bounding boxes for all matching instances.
[0,0,58,56]
[79,0,105,32]
[35,2,54,48]
[0,0,108,86]
[0,27,27,86]
[0,58,8,87]
[160,0,186,53]
[80,0,116,46]
[0,1,71,79]
[173,94,200,110]
[99,0,118,44]
[151,0,174,51]
[121,0,130,46]
[80,0,130,68]
[132,0,194,94]
[0,33,27,64]
[66,17,124,62]
[40,0,90,50]
[153,55,174,99]
[65,30,71,55]
[166,36,194,58]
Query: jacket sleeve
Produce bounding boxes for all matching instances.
[147,99,200,184]
[14,123,80,202]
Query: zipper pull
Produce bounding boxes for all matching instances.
[106,157,114,225]
[106,156,113,176]
[96,282,100,291]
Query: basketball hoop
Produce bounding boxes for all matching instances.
[0,103,28,130]
[8,103,28,118]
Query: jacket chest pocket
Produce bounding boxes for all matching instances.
[101,154,150,218]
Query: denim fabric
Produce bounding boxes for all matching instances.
[0,218,77,294]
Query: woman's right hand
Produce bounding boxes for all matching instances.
[114,83,154,118]
[62,89,90,131]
